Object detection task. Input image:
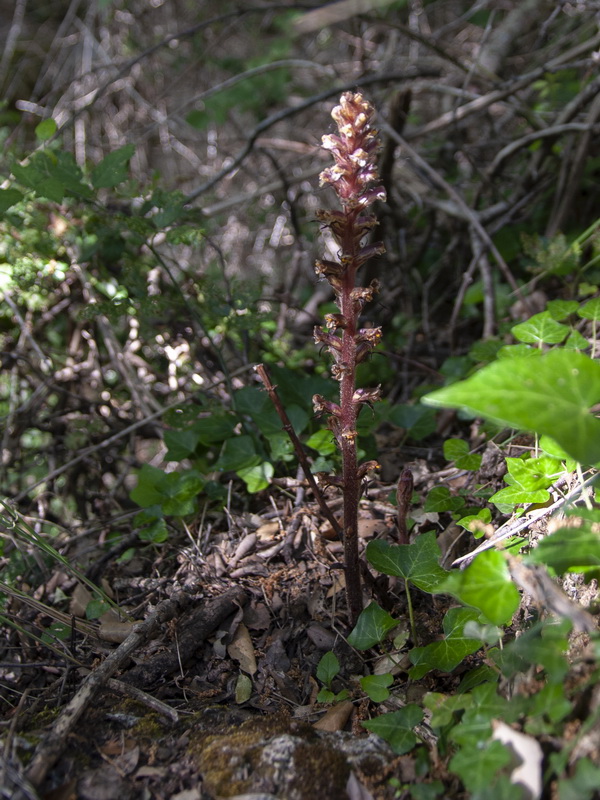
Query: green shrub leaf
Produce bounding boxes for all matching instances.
[91,144,135,188]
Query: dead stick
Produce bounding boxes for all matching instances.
[25,592,191,788]
[255,364,343,540]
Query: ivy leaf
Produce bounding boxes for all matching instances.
[91,144,135,188]
[497,344,542,359]
[360,673,393,703]
[361,705,423,755]
[347,601,399,650]
[409,608,481,678]
[423,486,465,513]
[422,350,600,465]
[578,297,600,321]
[237,461,274,493]
[490,485,550,508]
[557,757,600,800]
[316,651,340,687]
[511,311,569,344]
[164,428,202,461]
[440,550,520,625]
[424,692,473,728]
[449,740,512,793]
[443,438,482,470]
[526,524,600,577]
[366,532,448,593]
[505,455,563,491]
[214,435,261,472]
[546,299,579,320]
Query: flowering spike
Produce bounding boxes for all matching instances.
[312,92,387,624]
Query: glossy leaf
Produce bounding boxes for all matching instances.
[347,601,399,650]
[578,297,600,321]
[361,705,423,754]
[360,673,393,703]
[440,550,520,625]
[409,608,481,678]
[366,532,448,593]
[526,524,600,577]
[511,311,569,344]
[423,486,465,513]
[423,350,600,465]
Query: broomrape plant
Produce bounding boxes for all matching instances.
[259,92,386,623]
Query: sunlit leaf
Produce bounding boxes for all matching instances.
[423,350,600,465]
[366,532,448,593]
[440,550,520,625]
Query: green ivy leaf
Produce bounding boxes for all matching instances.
[388,403,437,440]
[490,484,550,508]
[497,343,542,359]
[423,486,465,513]
[237,461,274,493]
[526,523,600,577]
[564,329,589,350]
[305,428,337,456]
[511,311,569,344]
[316,651,340,687]
[130,464,169,507]
[366,532,448,593]
[578,297,600,321]
[457,507,491,533]
[422,350,600,465]
[505,455,563,491]
[91,144,135,188]
[85,598,110,620]
[440,550,520,625]
[138,518,169,543]
[361,705,423,755]
[164,428,202,461]
[444,438,483,471]
[449,740,511,793]
[409,608,481,678]
[347,601,399,650]
[558,757,600,800]
[360,673,393,703]
[423,692,472,728]
[546,299,579,320]
[214,435,261,472]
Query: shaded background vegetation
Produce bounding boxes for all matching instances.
[1,2,600,796]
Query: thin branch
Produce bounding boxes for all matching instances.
[184,69,440,204]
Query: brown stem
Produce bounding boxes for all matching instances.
[254,363,343,540]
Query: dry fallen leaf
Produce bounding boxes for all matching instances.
[313,699,354,732]
[227,622,257,675]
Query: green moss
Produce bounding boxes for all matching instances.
[189,713,350,800]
